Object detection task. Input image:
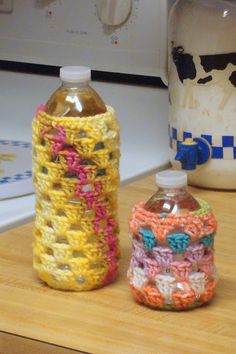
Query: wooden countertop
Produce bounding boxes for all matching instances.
[0,176,236,354]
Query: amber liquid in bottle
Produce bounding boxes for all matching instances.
[45,81,107,117]
[144,187,200,215]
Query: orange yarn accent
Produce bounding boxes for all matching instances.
[129,202,217,243]
[201,213,218,236]
[141,285,165,308]
[172,289,196,309]
[200,279,217,303]
[130,285,146,305]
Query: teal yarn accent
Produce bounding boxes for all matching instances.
[200,233,215,247]
[167,233,190,254]
[139,229,157,251]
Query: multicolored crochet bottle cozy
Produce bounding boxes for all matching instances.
[128,171,218,310]
[32,67,120,291]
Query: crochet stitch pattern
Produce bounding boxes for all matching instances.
[32,106,120,290]
[128,199,218,310]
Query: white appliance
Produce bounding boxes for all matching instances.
[0,0,173,231]
[0,0,174,78]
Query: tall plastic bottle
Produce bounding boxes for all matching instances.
[128,170,218,310]
[45,66,107,117]
[32,66,120,291]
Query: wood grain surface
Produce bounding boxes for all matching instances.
[0,176,236,354]
[0,332,86,354]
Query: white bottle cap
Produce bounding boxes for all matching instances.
[60,66,91,83]
[155,170,188,188]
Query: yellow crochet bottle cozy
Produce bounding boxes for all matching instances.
[32,103,120,290]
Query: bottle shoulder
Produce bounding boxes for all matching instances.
[144,188,200,215]
[45,83,107,117]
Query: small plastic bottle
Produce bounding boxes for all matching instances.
[144,170,200,215]
[32,66,120,291]
[128,170,218,310]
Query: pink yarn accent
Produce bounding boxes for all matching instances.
[100,210,118,285]
[53,143,64,156]
[105,234,117,247]
[78,173,91,185]
[69,170,88,184]
[48,130,118,286]
[199,260,214,276]
[106,249,117,262]
[143,258,161,281]
[40,127,50,138]
[132,239,142,249]
[95,204,107,218]
[82,190,98,209]
[85,190,118,285]
[67,153,90,181]
[35,104,46,116]
[152,246,174,268]
[49,126,67,156]
[103,218,118,271]
[64,150,97,211]
[93,203,107,233]
[104,236,118,260]
[94,181,102,194]
[186,243,205,263]
[66,151,80,163]
[50,126,66,142]
[170,261,192,281]
[133,244,146,263]
[199,247,214,275]
[103,259,118,285]
[105,224,115,234]
[205,247,214,259]
[130,257,139,268]
[74,175,101,208]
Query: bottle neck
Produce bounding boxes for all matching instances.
[61,80,90,89]
[157,186,187,196]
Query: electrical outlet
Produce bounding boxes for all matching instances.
[0,0,13,13]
